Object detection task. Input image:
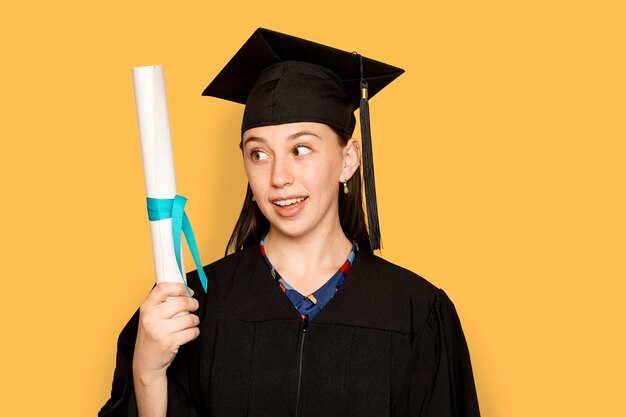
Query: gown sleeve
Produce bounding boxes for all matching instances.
[410,288,481,417]
[98,271,207,417]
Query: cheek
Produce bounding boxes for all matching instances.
[243,161,265,190]
[301,159,339,196]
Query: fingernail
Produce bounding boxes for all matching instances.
[190,288,195,295]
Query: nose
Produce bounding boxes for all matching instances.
[271,153,294,188]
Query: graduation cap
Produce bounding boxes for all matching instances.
[202,28,404,250]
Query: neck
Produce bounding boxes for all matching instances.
[263,219,352,274]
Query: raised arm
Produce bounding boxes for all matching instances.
[132,282,200,417]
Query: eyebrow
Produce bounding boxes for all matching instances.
[243,130,322,146]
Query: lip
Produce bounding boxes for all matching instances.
[271,196,308,218]
[270,195,308,203]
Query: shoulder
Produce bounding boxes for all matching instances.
[186,245,257,275]
[205,245,258,274]
[356,250,440,300]
[354,250,453,330]
[184,246,259,296]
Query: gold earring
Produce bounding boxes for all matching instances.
[343,181,349,194]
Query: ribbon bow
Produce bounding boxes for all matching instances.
[146,195,208,295]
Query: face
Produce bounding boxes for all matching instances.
[242,122,359,239]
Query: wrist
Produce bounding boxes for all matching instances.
[133,365,167,387]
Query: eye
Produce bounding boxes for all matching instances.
[250,149,268,161]
[294,145,311,156]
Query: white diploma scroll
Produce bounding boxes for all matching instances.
[132,65,186,286]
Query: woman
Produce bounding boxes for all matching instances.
[99,28,481,417]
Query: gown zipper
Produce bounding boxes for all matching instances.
[294,316,308,417]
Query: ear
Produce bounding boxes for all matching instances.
[340,138,361,182]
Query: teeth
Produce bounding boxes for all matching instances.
[273,197,306,207]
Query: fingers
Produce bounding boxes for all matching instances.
[149,282,194,305]
[170,326,201,347]
[134,282,202,375]
[141,282,198,316]
[158,295,199,319]
[161,312,201,334]
[136,308,201,356]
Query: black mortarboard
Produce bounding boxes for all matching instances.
[202,28,404,250]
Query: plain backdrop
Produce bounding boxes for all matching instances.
[0,1,624,416]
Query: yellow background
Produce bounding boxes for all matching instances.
[1,1,624,416]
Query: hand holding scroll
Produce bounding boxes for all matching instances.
[132,282,200,381]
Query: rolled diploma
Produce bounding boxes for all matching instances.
[132,65,186,287]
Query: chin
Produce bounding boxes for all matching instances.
[267,218,316,239]
[271,224,310,239]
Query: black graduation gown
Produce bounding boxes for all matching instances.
[99,245,481,417]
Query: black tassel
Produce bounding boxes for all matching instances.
[357,54,382,250]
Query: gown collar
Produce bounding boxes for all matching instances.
[258,232,357,322]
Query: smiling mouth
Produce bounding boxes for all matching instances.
[272,196,308,207]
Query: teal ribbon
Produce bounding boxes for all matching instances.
[146,195,208,295]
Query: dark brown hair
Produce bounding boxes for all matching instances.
[224,128,372,255]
